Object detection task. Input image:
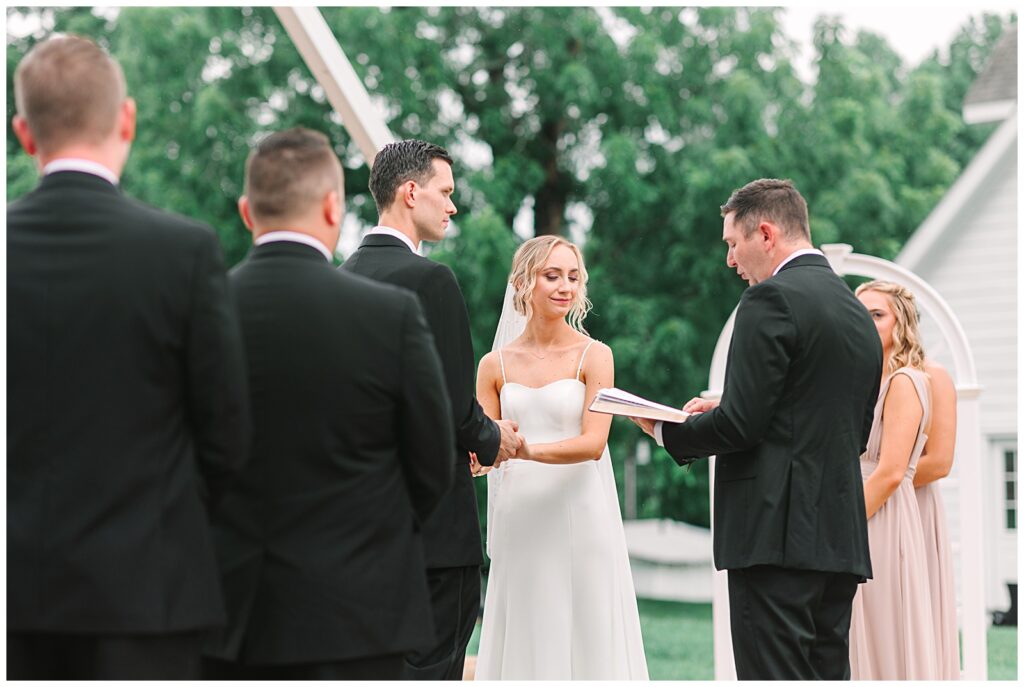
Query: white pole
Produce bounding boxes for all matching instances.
[273,7,394,164]
[956,387,988,679]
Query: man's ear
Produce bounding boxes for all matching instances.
[119,98,137,144]
[758,221,777,248]
[324,189,343,227]
[238,196,255,232]
[12,115,38,157]
[401,180,417,208]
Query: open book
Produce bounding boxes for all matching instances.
[588,387,690,423]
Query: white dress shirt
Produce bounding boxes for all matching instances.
[366,225,420,254]
[43,158,119,186]
[772,247,825,276]
[254,231,334,262]
[652,247,826,447]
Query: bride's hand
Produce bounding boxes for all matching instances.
[518,438,533,460]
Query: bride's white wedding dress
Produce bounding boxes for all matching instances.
[475,345,648,680]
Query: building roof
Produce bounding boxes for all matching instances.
[898,22,1018,270]
[964,23,1017,124]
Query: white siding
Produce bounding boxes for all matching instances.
[912,145,1017,437]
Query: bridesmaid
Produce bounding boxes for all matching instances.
[915,360,961,679]
[849,280,940,679]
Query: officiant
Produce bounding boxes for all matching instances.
[634,179,881,680]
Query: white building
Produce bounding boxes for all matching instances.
[896,23,1017,617]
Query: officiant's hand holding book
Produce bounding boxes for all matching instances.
[588,387,691,423]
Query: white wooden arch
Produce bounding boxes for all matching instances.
[704,243,987,680]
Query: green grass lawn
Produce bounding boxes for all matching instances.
[468,599,1017,680]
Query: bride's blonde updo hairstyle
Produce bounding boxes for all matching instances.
[855,279,926,375]
[509,235,592,334]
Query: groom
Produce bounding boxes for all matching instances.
[634,179,881,680]
[342,139,522,680]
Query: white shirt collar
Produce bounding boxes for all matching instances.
[773,248,825,276]
[43,158,119,186]
[367,225,420,255]
[254,231,334,262]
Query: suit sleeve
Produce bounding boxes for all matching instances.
[397,292,456,522]
[186,232,252,505]
[662,282,796,463]
[419,264,501,466]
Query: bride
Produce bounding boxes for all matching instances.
[472,235,648,680]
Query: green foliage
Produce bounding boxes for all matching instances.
[6,6,1014,532]
[987,625,1019,680]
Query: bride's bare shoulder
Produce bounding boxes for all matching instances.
[478,350,501,376]
[582,337,613,359]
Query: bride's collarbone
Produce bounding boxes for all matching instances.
[502,340,592,387]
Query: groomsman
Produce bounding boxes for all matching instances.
[7,35,251,680]
[202,128,455,680]
[634,179,881,680]
[343,140,522,680]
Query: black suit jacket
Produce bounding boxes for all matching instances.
[205,240,454,665]
[662,254,881,579]
[342,233,500,568]
[7,171,251,633]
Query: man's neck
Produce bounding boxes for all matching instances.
[253,226,336,261]
[375,214,420,247]
[37,145,124,177]
[769,242,817,274]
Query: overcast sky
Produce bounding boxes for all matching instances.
[777,3,1018,79]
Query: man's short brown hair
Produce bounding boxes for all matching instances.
[244,127,343,223]
[14,34,127,153]
[720,178,811,242]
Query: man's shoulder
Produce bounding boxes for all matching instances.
[9,180,216,250]
[119,195,216,242]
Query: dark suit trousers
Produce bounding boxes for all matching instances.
[403,565,481,680]
[727,565,861,680]
[202,653,404,680]
[7,630,203,680]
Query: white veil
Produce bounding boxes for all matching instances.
[486,282,525,557]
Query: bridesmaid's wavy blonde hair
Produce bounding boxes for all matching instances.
[855,280,926,375]
[509,235,592,334]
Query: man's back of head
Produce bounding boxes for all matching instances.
[13,35,126,156]
[244,128,343,225]
[239,127,344,255]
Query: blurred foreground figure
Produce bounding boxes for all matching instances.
[7,34,250,680]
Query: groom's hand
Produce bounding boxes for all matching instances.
[495,419,522,463]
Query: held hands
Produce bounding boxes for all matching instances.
[472,420,526,476]
[495,418,525,464]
